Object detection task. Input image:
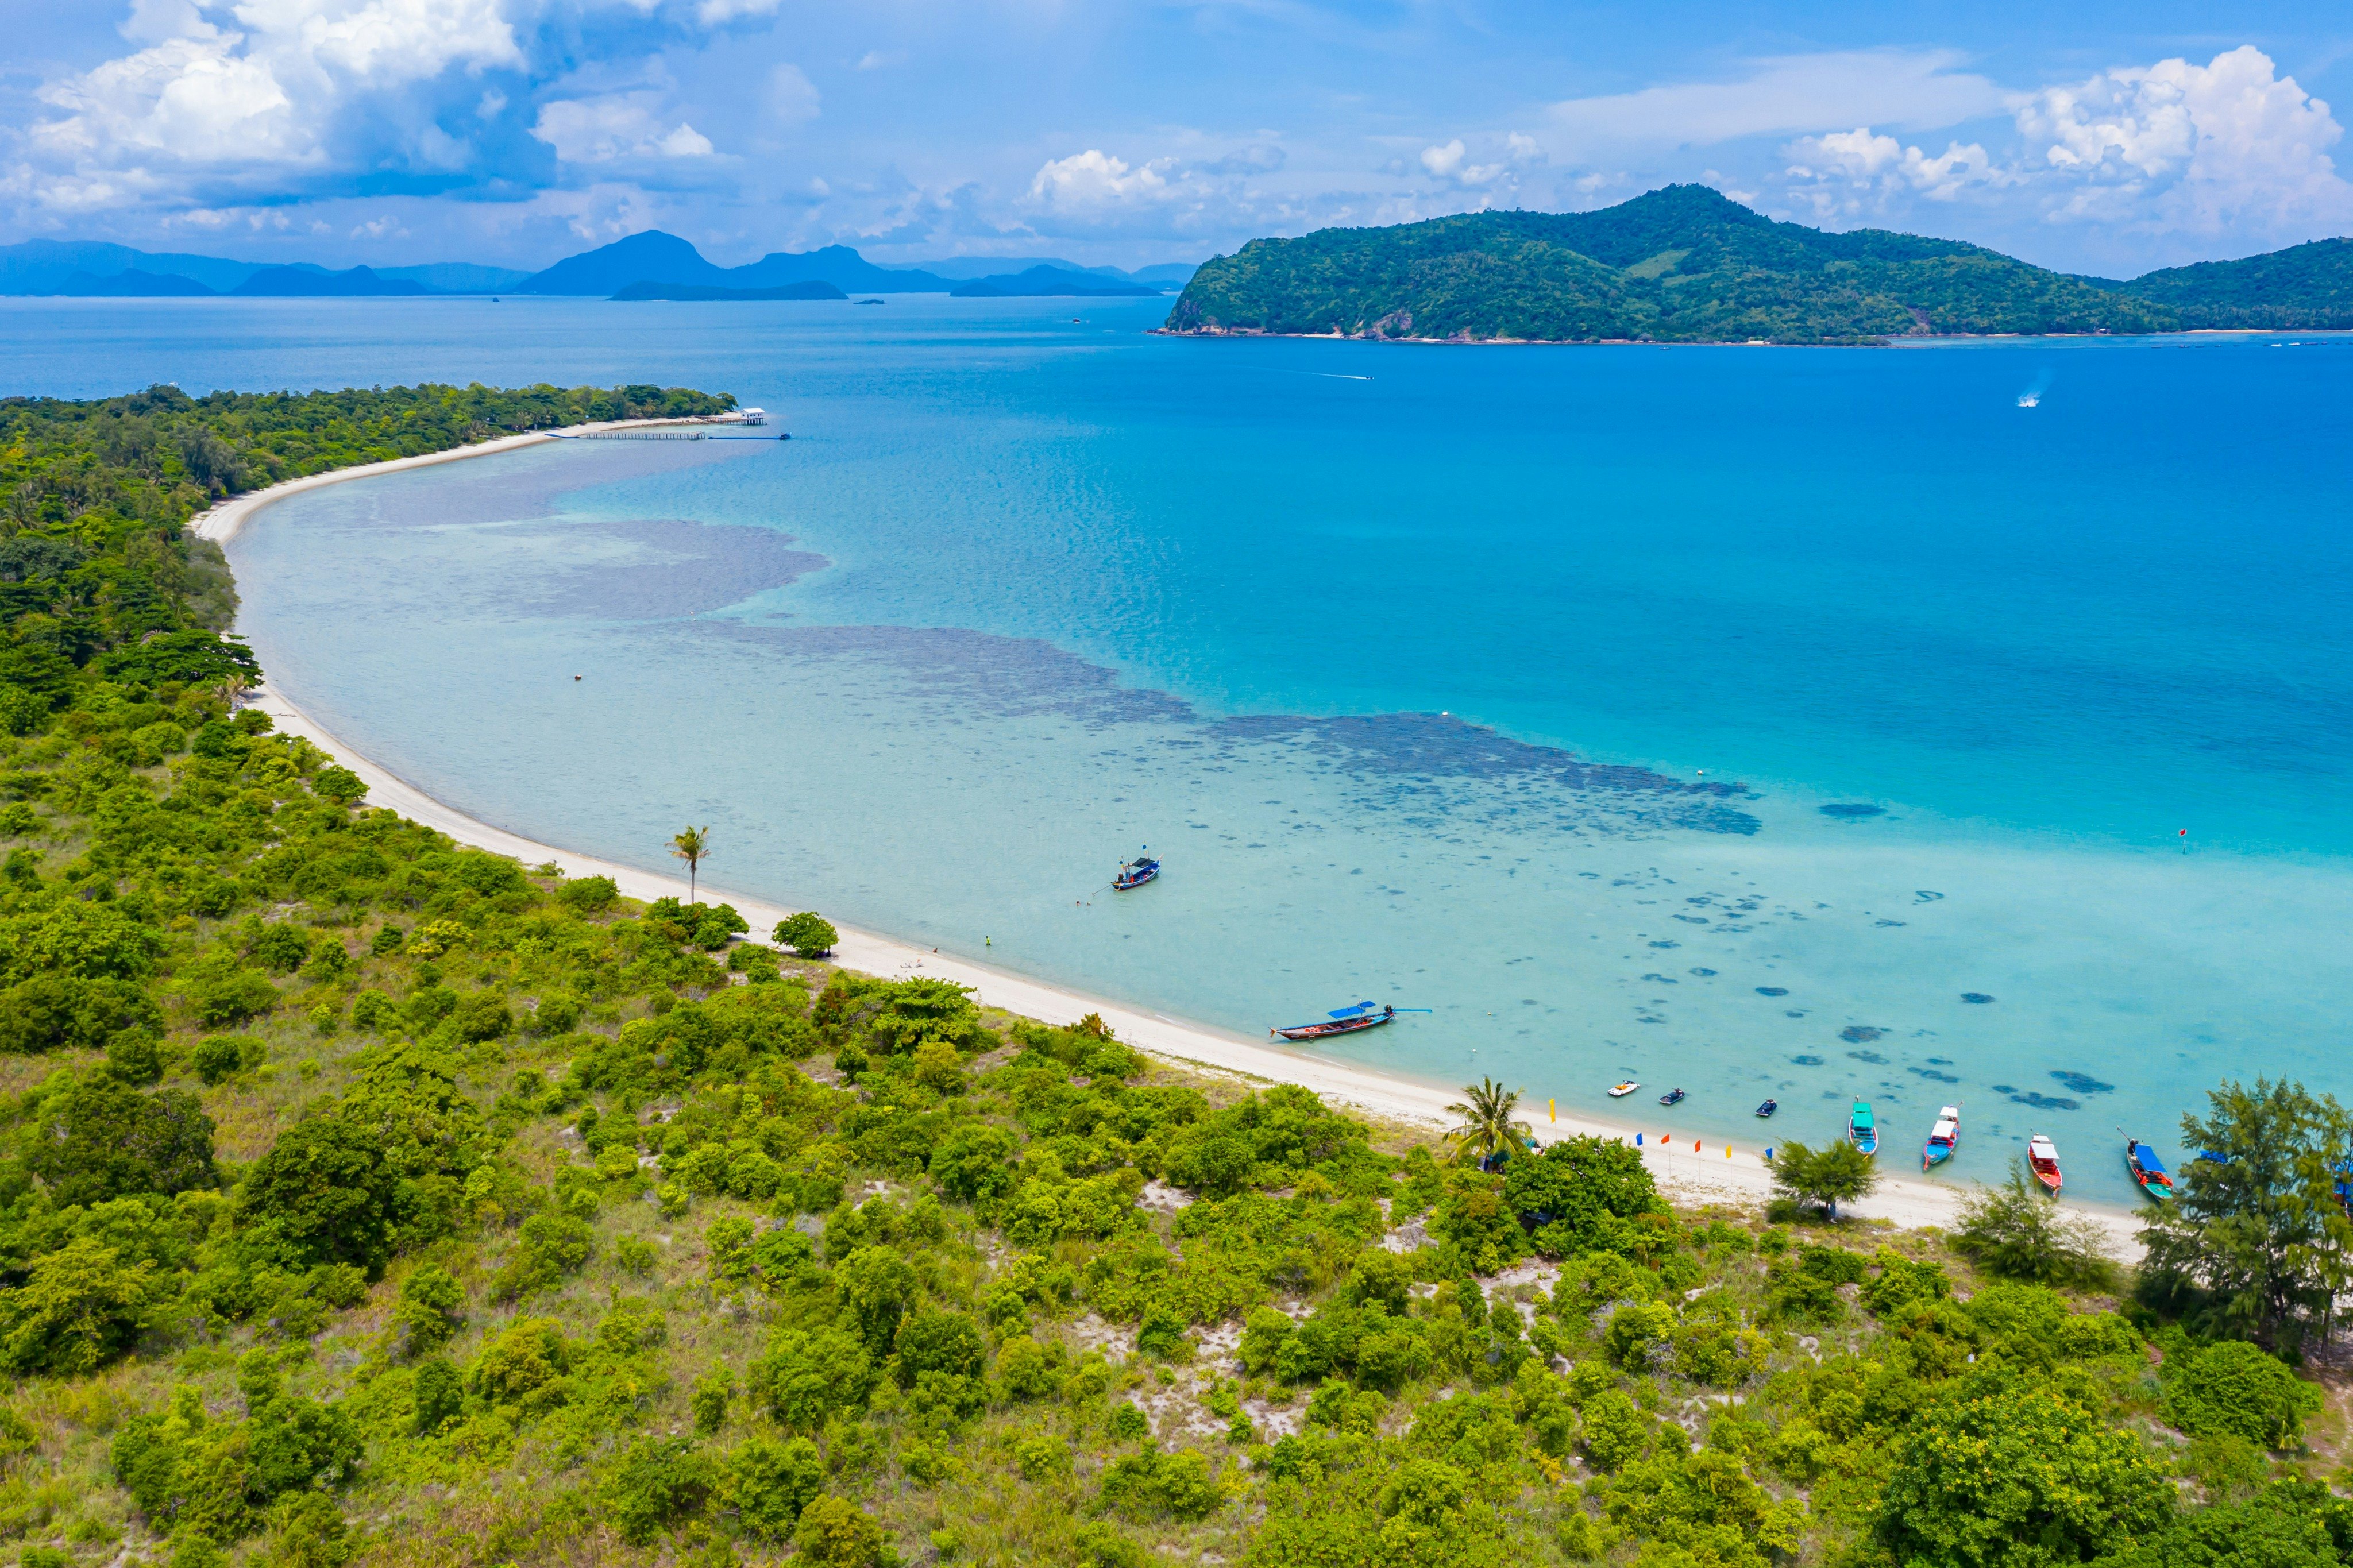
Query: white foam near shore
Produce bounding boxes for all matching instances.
[194,425,2147,1258]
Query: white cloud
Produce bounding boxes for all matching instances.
[532,93,715,163]
[1788,127,2004,200]
[1029,149,1172,207]
[2015,47,2353,236]
[767,63,820,126]
[24,0,522,207]
[857,50,906,71]
[695,0,778,23]
[34,29,313,167]
[1420,131,1544,188]
[1549,50,2007,146]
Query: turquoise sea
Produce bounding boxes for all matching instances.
[7,295,2352,1204]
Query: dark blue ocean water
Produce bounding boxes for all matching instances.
[6,296,2350,1200]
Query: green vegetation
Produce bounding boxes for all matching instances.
[3,391,2352,1566]
[1165,184,2347,345]
[1768,1138,1880,1222]
[2114,238,2353,329]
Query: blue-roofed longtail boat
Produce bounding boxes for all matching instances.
[1272,1002,1394,1042]
[2332,1160,2352,1219]
[1112,848,1160,890]
[1848,1099,1878,1157]
[2122,1134,2173,1202]
[1922,1104,1961,1172]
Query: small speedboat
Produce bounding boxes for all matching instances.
[1113,849,1160,890]
[1923,1104,1961,1172]
[1609,1081,1639,1098]
[2028,1133,2063,1195]
[1754,1099,1777,1118]
[1272,1002,1393,1042]
[1848,1099,1878,1157]
[2123,1136,2172,1202]
[1658,1088,1687,1107]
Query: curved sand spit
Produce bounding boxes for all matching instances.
[191,420,2146,1257]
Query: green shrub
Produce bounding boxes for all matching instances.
[1100,1447,1218,1520]
[556,875,618,914]
[1876,1388,2173,1565]
[411,1357,464,1435]
[723,1434,824,1538]
[2163,1339,2324,1449]
[1580,1390,1647,1472]
[608,1435,710,1546]
[191,1033,265,1084]
[392,1265,464,1354]
[237,1115,404,1277]
[774,912,838,957]
[794,1494,885,1567]
[0,1236,157,1374]
[470,1318,571,1408]
[27,1076,217,1207]
[1016,1435,1071,1481]
[1604,1303,1676,1368]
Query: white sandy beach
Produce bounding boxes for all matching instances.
[192,425,2147,1257]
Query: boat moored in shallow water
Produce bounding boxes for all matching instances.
[2123,1135,2173,1202]
[1848,1100,1878,1157]
[1923,1104,1961,1171]
[1112,848,1160,890]
[1755,1099,1777,1118]
[1272,1002,1394,1041]
[1610,1082,1639,1098]
[1659,1088,1687,1107]
[2029,1133,2064,1195]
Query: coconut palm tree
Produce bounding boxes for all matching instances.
[670,825,711,905]
[1446,1077,1533,1168]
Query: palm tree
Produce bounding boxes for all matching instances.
[1446,1077,1533,1168]
[670,825,711,905]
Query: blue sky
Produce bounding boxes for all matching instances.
[4,0,2350,275]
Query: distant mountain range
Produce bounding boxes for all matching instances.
[610,279,848,302]
[0,233,1199,300]
[1165,186,2353,343]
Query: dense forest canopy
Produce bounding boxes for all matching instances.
[2,388,2351,1567]
[1163,185,2353,343]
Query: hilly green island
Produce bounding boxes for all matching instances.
[1164,185,2353,344]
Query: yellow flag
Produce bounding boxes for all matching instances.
[1549,1098,1556,1124]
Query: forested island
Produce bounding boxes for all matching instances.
[4,384,2353,1566]
[1163,186,2353,343]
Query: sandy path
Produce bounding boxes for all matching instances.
[190,425,2147,1257]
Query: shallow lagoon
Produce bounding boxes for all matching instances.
[9,295,2351,1203]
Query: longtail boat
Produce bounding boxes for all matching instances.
[1112,849,1160,890]
[1754,1099,1777,1118]
[1922,1104,1961,1172]
[2122,1135,2173,1202]
[2028,1133,2063,1195]
[1272,1002,1394,1042]
[1847,1099,1878,1157]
